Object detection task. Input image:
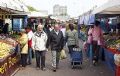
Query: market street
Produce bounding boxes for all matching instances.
[14,40,114,76]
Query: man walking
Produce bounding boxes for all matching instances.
[32,24,48,71]
[49,24,64,72]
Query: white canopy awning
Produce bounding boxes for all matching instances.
[50,16,70,22]
[28,11,48,18]
[92,0,120,14]
[0,0,28,13]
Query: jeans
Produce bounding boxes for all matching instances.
[20,54,28,67]
[28,48,32,64]
[35,51,46,68]
[51,51,61,68]
[86,44,90,57]
[92,41,100,62]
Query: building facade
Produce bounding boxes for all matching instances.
[53,4,67,16]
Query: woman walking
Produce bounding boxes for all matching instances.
[66,24,79,56]
[92,21,103,65]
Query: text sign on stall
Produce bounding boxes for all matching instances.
[0,53,20,76]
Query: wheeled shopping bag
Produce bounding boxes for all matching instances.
[70,48,83,69]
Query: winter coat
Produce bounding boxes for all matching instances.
[32,31,48,51]
[49,30,64,51]
[19,33,28,54]
[66,29,79,46]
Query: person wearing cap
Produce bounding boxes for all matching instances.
[32,24,48,71]
[48,24,64,72]
[18,29,28,70]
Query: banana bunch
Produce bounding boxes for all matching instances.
[0,42,12,59]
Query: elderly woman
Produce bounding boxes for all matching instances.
[66,24,79,55]
[32,24,48,71]
[18,29,28,69]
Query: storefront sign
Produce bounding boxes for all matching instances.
[0,53,20,76]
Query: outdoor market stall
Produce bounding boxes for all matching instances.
[78,10,92,41]
[0,35,20,76]
[27,11,48,30]
[91,1,120,76]
[0,0,29,76]
[78,0,120,76]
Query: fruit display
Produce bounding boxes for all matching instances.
[0,35,18,59]
[105,35,120,50]
[10,34,20,39]
[0,42,13,59]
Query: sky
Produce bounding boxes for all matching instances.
[23,0,108,17]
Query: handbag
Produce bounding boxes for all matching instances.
[60,49,67,60]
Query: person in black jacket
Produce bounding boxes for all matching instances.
[2,23,9,34]
[49,24,64,72]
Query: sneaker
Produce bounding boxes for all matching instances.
[41,67,46,71]
[52,67,56,72]
[93,60,97,66]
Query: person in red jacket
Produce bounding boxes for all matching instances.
[25,26,34,65]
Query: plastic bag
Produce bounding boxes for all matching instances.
[60,49,67,60]
[114,54,120,66]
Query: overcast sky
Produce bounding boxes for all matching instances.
[23,0,108,17]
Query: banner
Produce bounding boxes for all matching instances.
[13,18,23,31]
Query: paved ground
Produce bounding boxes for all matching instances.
[14,40,114,76]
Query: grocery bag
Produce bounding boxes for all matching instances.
[60,49,67,60]
[114,54,120,66]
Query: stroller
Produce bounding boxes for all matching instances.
[70,48,83,69]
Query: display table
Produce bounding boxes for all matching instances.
[0,44,20,76]
[0,53,20,76]
[102,47,120,76]
[87,45,120,76]
[116,66,120,76]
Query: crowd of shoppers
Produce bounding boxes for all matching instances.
[17,20,104,72]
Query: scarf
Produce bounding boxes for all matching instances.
[35,31,43,37]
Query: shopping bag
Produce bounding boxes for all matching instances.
[114,54,120,66]
[60,49,67,60]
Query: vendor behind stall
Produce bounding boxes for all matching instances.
[2,23,9,34]
[116,23,120,34]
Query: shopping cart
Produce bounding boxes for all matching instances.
[70,48,83,69]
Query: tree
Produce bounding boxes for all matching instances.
[27,6,38,12]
